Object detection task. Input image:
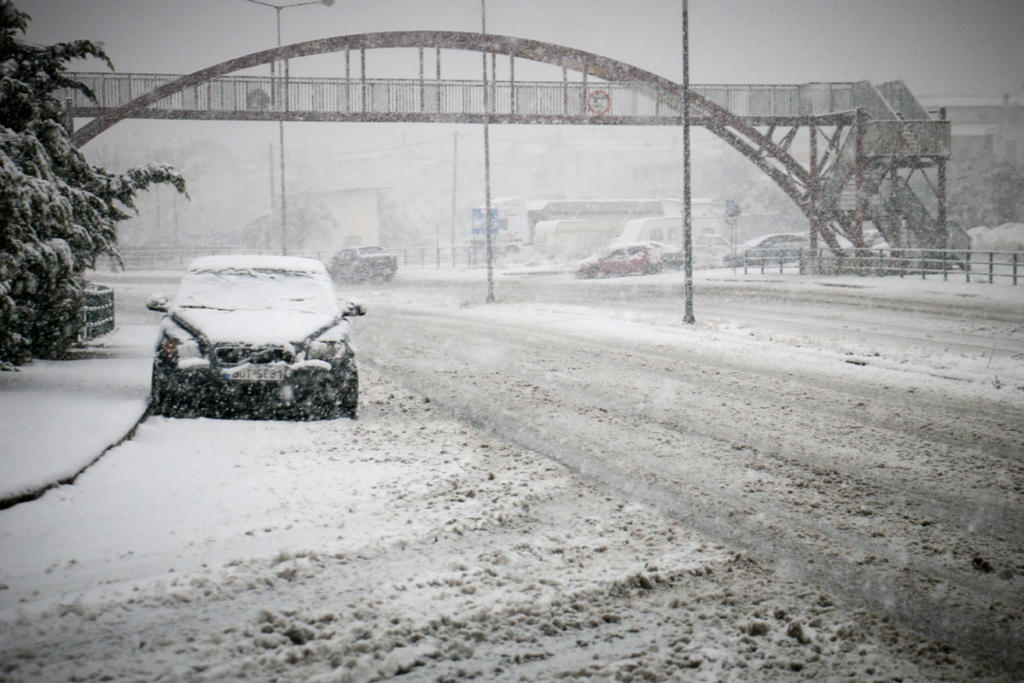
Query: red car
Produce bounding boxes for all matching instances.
[574,243,663,279]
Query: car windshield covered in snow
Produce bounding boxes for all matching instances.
[175,263,338,316]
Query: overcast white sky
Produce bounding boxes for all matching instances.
[17,0,1024,98]
[13,0,1024,195]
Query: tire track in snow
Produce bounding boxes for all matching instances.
[358,303,1024,673]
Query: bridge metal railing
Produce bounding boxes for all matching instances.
[862,120,951,157]
[63,72,871,121]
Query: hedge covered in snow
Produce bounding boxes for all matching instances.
[0,1,185,367]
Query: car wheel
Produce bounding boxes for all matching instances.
[320,374,358,419]
[150,365,180,417]
[318,362,358,419]
[339,370,358,418]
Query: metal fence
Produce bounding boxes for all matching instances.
[107,246,481,271]
[111,248,327,270]
[739,248,1022,285]
[105,246,1022,285]
[391,246,480,268]
[80,283,115,341]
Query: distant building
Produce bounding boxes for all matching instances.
[920,93,1024,167]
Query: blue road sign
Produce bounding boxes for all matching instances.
[471,208,500,235]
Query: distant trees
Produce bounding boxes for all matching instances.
[948,155,1024,230]
[0,1,185,367]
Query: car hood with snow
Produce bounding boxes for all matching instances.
[160,255,348,348]
[168,308,344,348]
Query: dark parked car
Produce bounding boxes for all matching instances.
[146,255,363,419]
[723,232,810,267]
[328,246,398,282]
[575,243,663,279]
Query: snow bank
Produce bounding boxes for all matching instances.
[0,324,152,502]
[968,223,1024,252]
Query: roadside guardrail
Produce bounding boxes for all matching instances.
[739,248,1022,285]
[106,246,481,270]
[103,246,1022,285]
[80,282,115,341]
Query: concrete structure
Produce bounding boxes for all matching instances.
[921,93,1024,168]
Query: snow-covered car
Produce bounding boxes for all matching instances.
[574,243,663,279]
[723,232,810,267]
[145,255,364,419]
[328,246,398,282]
[861,228,891,249]
[645,241,684,269]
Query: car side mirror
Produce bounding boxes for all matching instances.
[146,294,168,312]
[343,301,365,317]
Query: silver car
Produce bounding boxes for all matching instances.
[146,255,363,419]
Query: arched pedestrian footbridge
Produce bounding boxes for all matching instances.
[64,31,954,250]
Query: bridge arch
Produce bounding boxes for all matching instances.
[71,32,847,246]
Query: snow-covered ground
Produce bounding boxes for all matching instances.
[969,222,1024,252]
[0,265,1022,680]
[0,325,152,503]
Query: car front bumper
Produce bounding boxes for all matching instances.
[154,360,356,419]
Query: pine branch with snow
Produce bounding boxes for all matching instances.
[0,1,185,365]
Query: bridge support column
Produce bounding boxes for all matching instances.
[345,48,351,112]
[418,47,424,112]
[435,47,441,113]
[938,108,948,248]
[509,55,515,115]
[808,125,819,274]
[853,108,866,248]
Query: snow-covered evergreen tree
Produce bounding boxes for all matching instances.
[0,1,185,367]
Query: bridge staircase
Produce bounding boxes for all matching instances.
[815,81,954,249]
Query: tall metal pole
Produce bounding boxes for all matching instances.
[854,107,866,248]
[481,0,495,302]
[450,131,459,268]
[681,0,694,324]
[808,125,819,273]
[242,0,334,255]
[275,7,288,255]
[937,107,948,248]
[267,142,275,251]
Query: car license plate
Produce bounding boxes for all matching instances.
[228,364,286,381]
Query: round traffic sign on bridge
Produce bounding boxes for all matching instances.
[586,89,612,116]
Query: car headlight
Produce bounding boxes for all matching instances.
[306,340,347,360]
[159,334,202,362]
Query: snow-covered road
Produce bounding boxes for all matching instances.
[356,272,1024,668]
[1,268,1021,680]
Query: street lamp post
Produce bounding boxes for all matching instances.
[242,0,334,256]
[480,0,495,303]
[681,0,695,324]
